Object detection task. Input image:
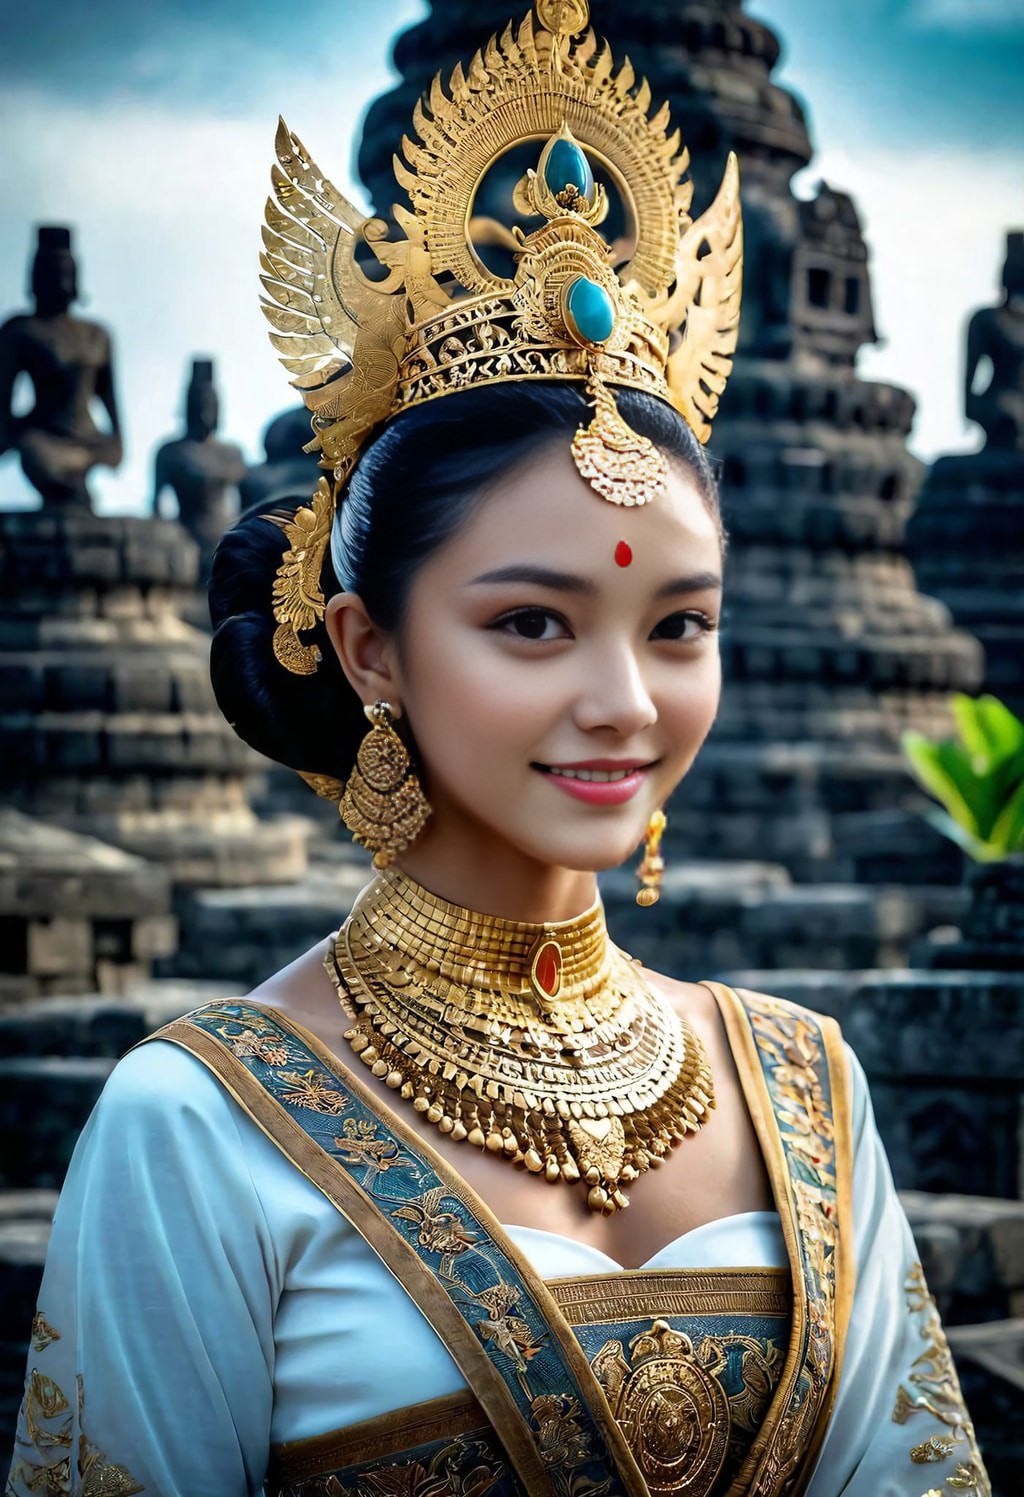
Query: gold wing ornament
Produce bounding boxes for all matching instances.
[661,153,743,443]
[261,118,412,472]
[260,121,420,670]
[258,2,743,675]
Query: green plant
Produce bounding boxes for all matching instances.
[902,694,1024,862]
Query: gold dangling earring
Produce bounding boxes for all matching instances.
[635,809,667,907]
[340,700,432,869]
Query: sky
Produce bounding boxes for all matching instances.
[0,0,1021,514]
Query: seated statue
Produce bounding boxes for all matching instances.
[965,230,1024,452]
[0,226,122,508]
[153,358,247,583]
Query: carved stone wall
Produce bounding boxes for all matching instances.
[0,510,308,888]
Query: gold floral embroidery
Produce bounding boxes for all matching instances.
[278,1068,349,1114]
[77,1375,145,1496]
[528,1393,596,1485]
[30,1315,61,1354]
[228,1028,290,1066]
[9,1325,144,1497]
[745,999,839,1494]
[332,1118,416,1191]
[343,1434,505,1496]
[893,1263,990,1496]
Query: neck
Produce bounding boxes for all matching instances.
[396,833,599,924]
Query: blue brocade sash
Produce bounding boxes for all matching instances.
[150,984,852,1497]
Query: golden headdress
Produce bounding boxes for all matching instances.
[262,0,742,674]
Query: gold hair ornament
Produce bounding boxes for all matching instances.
[261,0,742,674]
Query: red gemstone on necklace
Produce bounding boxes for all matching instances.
[532,939,563,999]
[614,541,633,567]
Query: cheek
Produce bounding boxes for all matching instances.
[660,653,721,747]
[401,628,547,769]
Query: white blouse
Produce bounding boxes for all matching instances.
[7,1028,982,1496]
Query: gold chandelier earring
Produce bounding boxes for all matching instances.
[340,701,432,869]
[635,809,667,907]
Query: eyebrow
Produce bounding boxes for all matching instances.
[467,564,722,597]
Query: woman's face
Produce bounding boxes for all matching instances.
[386,437,723,881]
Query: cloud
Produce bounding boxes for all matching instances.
[905,0,1024,30]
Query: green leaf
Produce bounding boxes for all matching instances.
[921,806,988,862]
[902,732,981,835]
[990,778,1024,858]
[903,696,1024,861]
[952,693,1024,770]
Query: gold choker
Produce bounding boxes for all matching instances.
[325,870,715,1215]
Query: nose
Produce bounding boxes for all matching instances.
[573,640,657,738]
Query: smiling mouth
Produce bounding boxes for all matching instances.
[544,766,641,782]
[534,760,657,782]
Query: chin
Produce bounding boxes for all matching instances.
[528,831,646,876]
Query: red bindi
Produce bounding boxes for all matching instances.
[614,540,633,568]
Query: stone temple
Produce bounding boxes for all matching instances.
[908,230,1024,721]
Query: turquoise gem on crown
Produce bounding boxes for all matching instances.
[565,276,615,345]
[544,136,594,205]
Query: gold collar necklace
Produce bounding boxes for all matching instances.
[325,870,715,1215]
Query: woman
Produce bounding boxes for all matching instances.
[8,4,988,1495]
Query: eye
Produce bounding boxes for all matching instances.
[651,610,716,642]
[492,608,570,641]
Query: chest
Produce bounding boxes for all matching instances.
[20,317,107,382]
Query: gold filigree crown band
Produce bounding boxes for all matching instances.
[261,0,742,673]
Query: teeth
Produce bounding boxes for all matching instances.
[548,767,634,782]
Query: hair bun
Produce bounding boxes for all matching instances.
[209,497,364,779]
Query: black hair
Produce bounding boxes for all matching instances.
[209,381,720,781]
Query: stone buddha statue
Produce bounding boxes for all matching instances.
[0,226,123,508]
[153,358,247,584]
[965,230,1024,451]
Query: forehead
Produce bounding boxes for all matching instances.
[441,439,721,572]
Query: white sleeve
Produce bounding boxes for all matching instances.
[805,1048,990,1497]
[6,1041,281,1497]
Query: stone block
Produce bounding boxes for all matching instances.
[0,660,45,711]
[0,981,233,1058]
[110,663,176,714]
[51,662,111,711]
[26,918,92,979]
[37,712,105,770]
[947,1320,1024,1493]
[0,1056,116,1189]
[103,715,187,771]
[903,1192,1024,1308]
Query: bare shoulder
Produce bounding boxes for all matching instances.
[247,934,348,1055]
[642,969,727,1039]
